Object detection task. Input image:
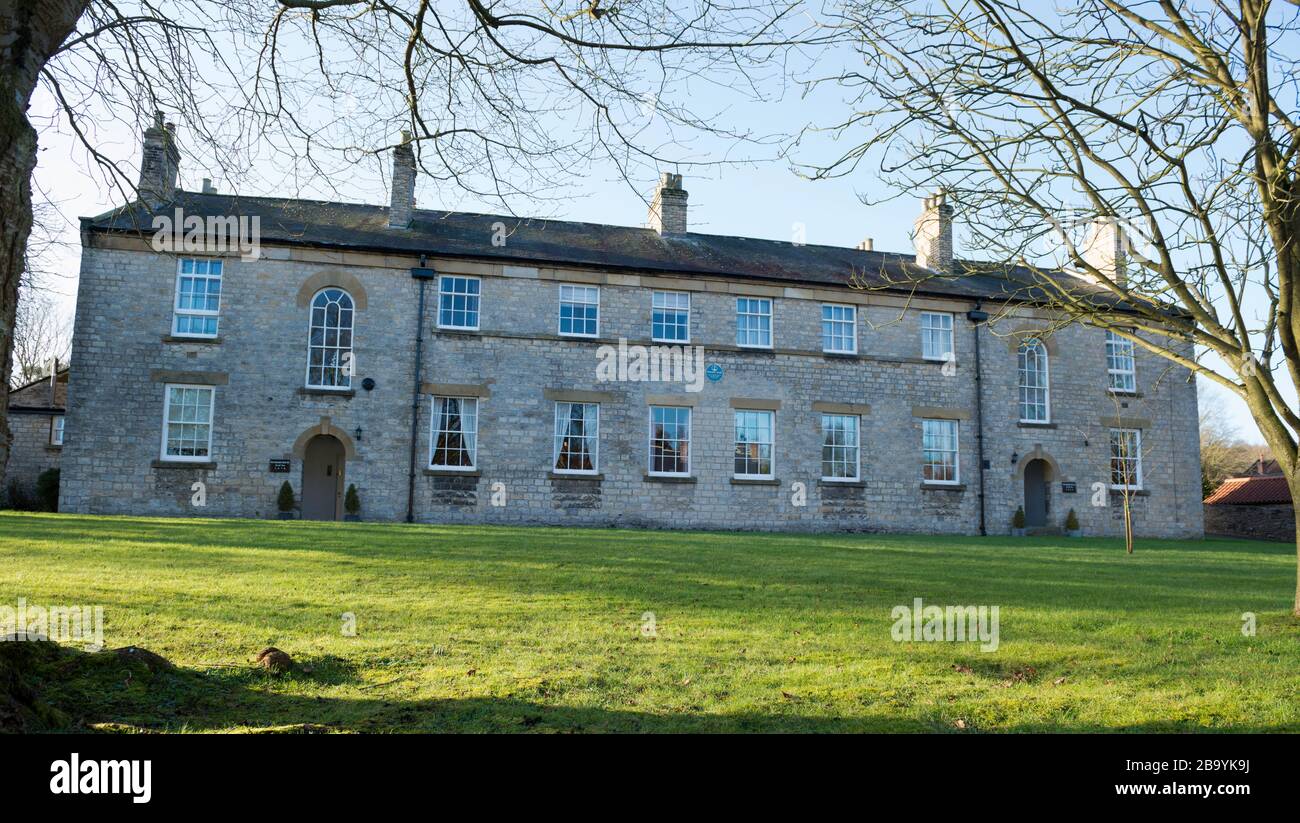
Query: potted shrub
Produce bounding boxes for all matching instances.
[1011,506,1026,537]
[276,481,296,520]
[344,484,361,522]
[1065,508,1081,538]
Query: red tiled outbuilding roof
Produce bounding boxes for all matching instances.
[1204,475,1292,506]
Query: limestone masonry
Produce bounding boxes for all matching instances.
[59,119,1202,537]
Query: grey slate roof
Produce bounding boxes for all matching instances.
[83,191,1100,304]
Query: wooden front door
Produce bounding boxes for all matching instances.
[302,435,345,521]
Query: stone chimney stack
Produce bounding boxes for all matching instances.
[1081,217,1128,288]
[857,238,874,252]
[914,190,954,273]
[648,173,688,235]
[389,131,417,229]
[138,110,180,204]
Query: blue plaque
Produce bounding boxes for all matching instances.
[706,363,724,382]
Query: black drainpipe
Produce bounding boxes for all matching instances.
[967,302,989,536]
[407,259,436,523]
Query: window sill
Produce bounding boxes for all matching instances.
[298,387,356,398]
[1107,390,1143,398]
[1017,421,1057,429]
[1109,488,1149,497]
[920,482,966,491]
[549,472,603,481]
[922,358,956,366]
[436,325,481,334]
[45,444,63,452]
[644,474,696,484]
[162,335,222,345]
[424,468,480,478]
[818,478,864,487]
[822,351,859,359]
[151,460,216,469]
[730,477,779,486]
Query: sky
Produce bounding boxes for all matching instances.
[25,0,1269,445]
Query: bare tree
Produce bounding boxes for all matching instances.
[12,289,71,388]
[1,0,828,486]
[806,1,1300,614]
[1200,381,1271,494]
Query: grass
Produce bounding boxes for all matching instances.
[1,511,1297,733]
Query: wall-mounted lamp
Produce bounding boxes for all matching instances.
[1010,451,1019,466]
[354,426,363,442]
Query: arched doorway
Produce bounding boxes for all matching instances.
[1023,458,1051,528]
[302,434,345,521]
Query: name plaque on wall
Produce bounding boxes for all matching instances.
[269,459,291,473]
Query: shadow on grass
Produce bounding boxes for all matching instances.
[11,638,1296,734]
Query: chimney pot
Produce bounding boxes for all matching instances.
[1080,216,1128,289]
[389,134,417,229]
[857,237,874,252]
[648,172,688,235]
[138,112,181,204]
[914,189,954,273]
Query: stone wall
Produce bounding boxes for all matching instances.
[5,412,61,504]
[1204,503,1295,543]
[61,239,1203,537]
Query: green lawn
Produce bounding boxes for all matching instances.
[1,511,1297,732]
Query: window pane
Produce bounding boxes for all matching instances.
[921,312,953,361]
[431,397,479,468]
[736,298,772,347]
[652,291,690,341]
[1110,428,1141,488]
[733,410,774,477]
[554,402,599,472]
[164,386,213,458]
[822,304,856,353]
[559,285,599,336]
[173,258,222,337]
[1106,330,1136,392]
[1018,338,1049,422]
[306,289,355,388]
[439,276,481,329]
[821,414,859,479]
[650,406,690,474]
[921,418,958,482]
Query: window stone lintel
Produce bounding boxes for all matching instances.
[421,382,492,398]
[812,401,871,416]
[729,398,780,410]
[912,406,970,420]
[150,370,228,386]
[544,389,614,403]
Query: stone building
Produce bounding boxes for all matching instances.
[60,118,1203,536]
[6,367,67,505]
[1204,457,1294,542]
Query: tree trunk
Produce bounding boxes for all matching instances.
[1291,474,1300,617]
[0,1,89,489]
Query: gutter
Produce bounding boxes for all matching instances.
[967,303,989,536]
[406,261,436,523]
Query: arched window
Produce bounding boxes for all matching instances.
[1018,338,1050,422]
[307,288,354,389]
